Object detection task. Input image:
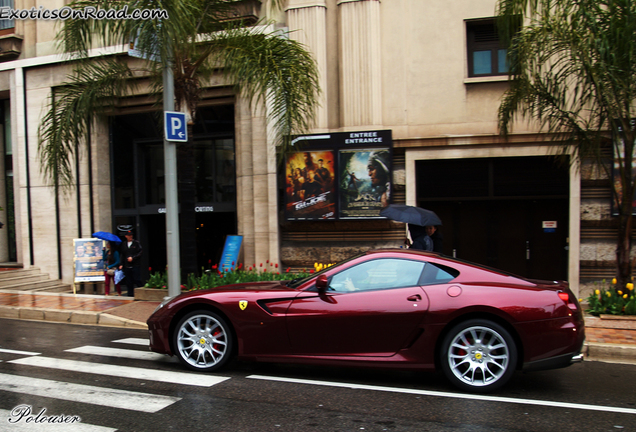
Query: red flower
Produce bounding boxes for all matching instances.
[267,259,269,263]
[149,267,152,272]
[286,268,290,273]
[238,263,243,269]
[212,264,218,270]
[232,261,235,265]
[310,270,315,273]
[208,259,212,264]
[260,263,263,267]
[275,263,279,268]
[249,267,253,271]
[264,268,267,272]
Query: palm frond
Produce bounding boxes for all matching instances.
[207,26,321,151]
[38,59,135,190]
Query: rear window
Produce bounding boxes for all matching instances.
[419,263,459,285]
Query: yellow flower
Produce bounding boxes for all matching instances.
[595,289,600,295]
[627,283,634,291]
[618,290,623,296]
[624,294,629,299]
[612,278,617,285]
[606,292,612,297]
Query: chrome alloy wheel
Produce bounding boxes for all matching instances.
[176,312,230,370]
[446,325,511,388]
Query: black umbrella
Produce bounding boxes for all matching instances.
[380,204,442,227]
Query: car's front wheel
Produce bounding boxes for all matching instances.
[440,319,517,392]
[174,310,233,371]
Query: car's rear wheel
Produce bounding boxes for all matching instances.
[174,310,233,371]
[440,319,517,392]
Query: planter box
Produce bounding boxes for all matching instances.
[586,314,636,330]
[135,287,170,302]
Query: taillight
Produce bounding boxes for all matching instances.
[558,290,579,311]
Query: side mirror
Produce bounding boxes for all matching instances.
[316,274,329,292]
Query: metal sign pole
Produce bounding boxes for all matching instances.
[163,56,181,298]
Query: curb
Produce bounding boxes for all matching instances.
[584,342,636,364]
[0,305,147,329]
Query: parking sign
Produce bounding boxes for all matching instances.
[164,111,188,142]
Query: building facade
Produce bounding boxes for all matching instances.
[0,0,620,297]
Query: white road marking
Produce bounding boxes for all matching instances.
[247,375,636,415]
[0,348,40,356]
[0,408,115,431]
[65,346,172,362]
[112,338,149,346]
[0,373,180,413]
[9,357,229,387]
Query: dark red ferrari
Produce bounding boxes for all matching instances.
[147,249,585,392]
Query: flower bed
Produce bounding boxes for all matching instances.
[585,279,636,316]
[143,262,329,291]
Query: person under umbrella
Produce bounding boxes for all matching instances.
[408,224,433,251]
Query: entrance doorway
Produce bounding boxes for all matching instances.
[110,105,236,282]
[416,156,569,281]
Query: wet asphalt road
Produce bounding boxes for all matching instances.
[0,318,635,432]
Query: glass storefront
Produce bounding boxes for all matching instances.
[111,105,236,280]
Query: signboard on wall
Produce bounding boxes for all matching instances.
[73,238,105,283]
[284,130,392,220]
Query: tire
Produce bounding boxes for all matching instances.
[440,319,517,392]
[173,310,233,372]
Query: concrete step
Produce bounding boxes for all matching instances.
[0,274,49,288]
[29,284,73,293]
[0,268,43,280]
[0,267,72,293]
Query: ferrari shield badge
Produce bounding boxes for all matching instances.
[239,300,248,310]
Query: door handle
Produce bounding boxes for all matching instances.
[407,294,421,301]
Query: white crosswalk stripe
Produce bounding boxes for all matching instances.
[65,346,172,362]
[112,338,149,346]
[1,408,116,431]
[0,373,180,413]
[9,356,228,387]
[0,348,41,356]
[1,339,227,429]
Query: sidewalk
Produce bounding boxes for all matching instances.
[0,290,635,365]
[0,290,159,329]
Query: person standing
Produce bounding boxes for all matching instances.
[408,224,433,251]
[426,225,444,253]
[119,229,143,297]
[103,241,121,296]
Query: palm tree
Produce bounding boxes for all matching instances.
[38,0,320,279]
[497,0,636,291]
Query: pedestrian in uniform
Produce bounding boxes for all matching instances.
[119,228,143,297]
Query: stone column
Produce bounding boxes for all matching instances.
[235,97,280,268]
[286,0,329,130]
[338,0,382,127]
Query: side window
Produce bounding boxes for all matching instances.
[329,259,425,292]
[0,0,14,31]
[419,263,459,285]
[466,18,509,77]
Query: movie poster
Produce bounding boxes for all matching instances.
[339,148,391,219]
[285,150,336,220]
[73,238,105,282]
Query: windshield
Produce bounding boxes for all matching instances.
[286,253,364,289]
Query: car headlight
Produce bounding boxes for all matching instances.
[152,295,177,315]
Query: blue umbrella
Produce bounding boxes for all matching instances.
[92,231,122,243]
